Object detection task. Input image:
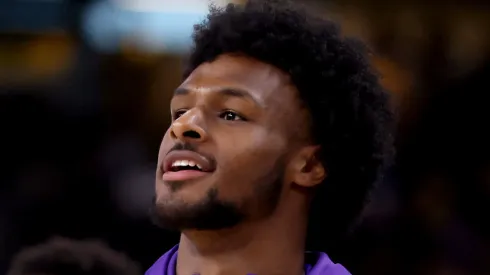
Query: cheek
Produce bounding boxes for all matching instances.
[221,128,284,162]
[214,129,286,191]
[157,129,173,163]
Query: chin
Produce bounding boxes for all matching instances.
[157,186,214,208]
[150,190,246,231]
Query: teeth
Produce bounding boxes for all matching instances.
[171,160,202,170]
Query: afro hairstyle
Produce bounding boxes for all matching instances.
[183,0,394,252]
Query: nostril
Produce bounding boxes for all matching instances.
[183,130,201,139]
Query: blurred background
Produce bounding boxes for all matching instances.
[1,0,489,274]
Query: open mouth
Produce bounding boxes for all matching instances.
[162,150,215,182]
[169,160,203,172]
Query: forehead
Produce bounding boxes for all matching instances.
[181,54,297,107]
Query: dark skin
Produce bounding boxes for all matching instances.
[155,54,326,275]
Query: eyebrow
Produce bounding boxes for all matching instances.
[174,87,263,107]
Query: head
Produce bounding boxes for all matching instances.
[7,237,141,275]
[152,0,393,247]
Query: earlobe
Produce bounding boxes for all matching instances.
[291,146,326,188]
[310,162,326,185]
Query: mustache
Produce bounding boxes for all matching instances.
[168,142,199,154]
[166,142,217,166]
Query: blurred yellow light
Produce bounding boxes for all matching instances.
[0,33,75,85]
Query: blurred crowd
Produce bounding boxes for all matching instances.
[1,0,490,274]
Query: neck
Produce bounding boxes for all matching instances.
[176,195,308,275]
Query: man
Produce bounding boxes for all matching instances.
[7,237,141,275]
[148,0,393,274]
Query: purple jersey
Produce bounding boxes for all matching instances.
[146,245,351,275]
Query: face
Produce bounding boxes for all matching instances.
[152,54,322,231]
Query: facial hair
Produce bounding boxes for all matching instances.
[150,163,284,231]
[150,187,245,231]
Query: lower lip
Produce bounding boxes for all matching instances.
[162,170,210,181]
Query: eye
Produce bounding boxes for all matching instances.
[219,110,246,121]
[172,109,187,120]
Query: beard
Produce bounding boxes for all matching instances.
[150,187,245,230]
[150,166,284,231]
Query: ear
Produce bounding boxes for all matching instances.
[288,145,326,188]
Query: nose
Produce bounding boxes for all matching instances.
[170,109,208,143]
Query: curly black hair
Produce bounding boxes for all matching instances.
[7,237,141,275]
[184,0,394,252]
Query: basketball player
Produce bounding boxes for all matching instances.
[148,0,393,274]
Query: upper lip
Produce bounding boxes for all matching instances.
[163,150,215,173]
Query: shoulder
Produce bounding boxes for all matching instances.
[305,252,351,275]
[145,245,179,275]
